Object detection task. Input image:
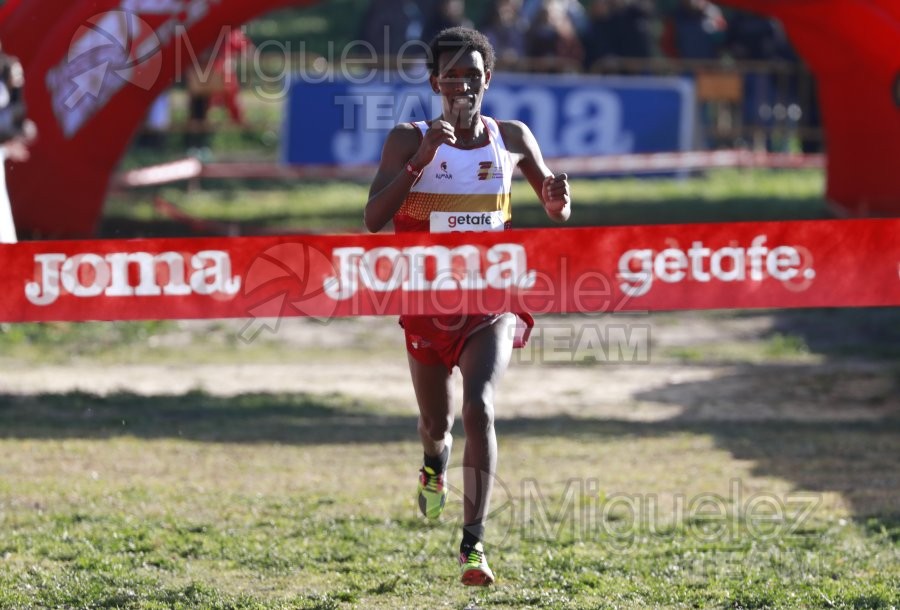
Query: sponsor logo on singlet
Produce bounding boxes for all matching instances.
[435,160,453,180]
[477,161,503,181]
[430,211,505,233]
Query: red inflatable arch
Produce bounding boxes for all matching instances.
[721,0,900,217]
[0,0,306,238]
[1,0,899,238]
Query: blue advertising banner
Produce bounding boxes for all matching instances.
[283,72,695,166]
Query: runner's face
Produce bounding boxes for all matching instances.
[433,49,490,127]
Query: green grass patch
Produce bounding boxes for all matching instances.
[0,318,402,366]
[1,391,898,608]
[106,169,828,236]
[4,308,898,367]
[762,332,811,359]
[664,332,814,364]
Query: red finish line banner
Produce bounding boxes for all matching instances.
[0,219,898,323]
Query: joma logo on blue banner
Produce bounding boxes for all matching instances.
[283,73,695,166]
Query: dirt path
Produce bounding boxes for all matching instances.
[2,312,896,424]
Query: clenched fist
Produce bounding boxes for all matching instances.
[541,173,571,221]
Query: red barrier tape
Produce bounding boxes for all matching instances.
[1,219,897,324]
[116,151,826,188]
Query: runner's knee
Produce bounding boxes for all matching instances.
[418,412,452,440]
[462,397,495,432]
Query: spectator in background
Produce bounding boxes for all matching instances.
[481,0,528,68]
[583,0,657,71]
[138,90,171,150]
[525,0,584,70]
[184,27,254,151]
[582,0,617,70]
[613,0,657,60]
[421,0,473,48]
[0,39,35,244]
[185,43,215,149]
[662,0,727,60]
[210,28,254,128]
[522,0,589,37]
[726,12,819,151]
[359,0,426,57]
[727,11,791,63]
[726,13,778,149]
[659,0,727,149]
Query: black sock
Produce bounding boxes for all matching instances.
[423,444,450,473]
[461,522,484,550]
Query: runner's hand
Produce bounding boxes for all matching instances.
[542,173,570,214]
[408,119,456,170]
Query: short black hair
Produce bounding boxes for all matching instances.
[427,27,496,77]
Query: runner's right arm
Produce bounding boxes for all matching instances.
[364,120,456,232]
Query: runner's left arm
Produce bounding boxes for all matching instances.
[501,120,571,223]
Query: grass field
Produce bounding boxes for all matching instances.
[104,168,829,236]
[3,170,899,609]
[1,395,897,609]
[1,313,898,609]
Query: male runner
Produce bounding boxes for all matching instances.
[364,26,570,586]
